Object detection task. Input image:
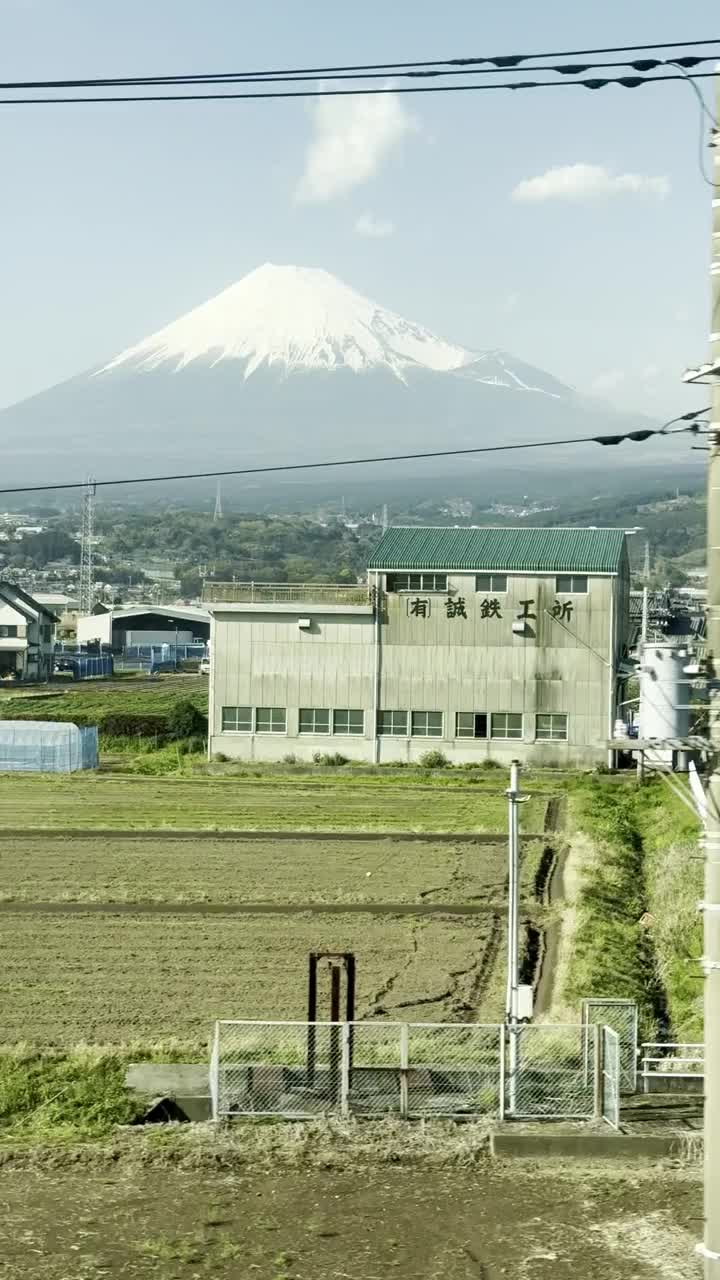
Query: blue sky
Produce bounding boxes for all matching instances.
[0,0,716,417]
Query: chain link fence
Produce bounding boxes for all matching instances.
[505,1023,596,1120]
[582,998,638,1093]
[211,1020,611,1122]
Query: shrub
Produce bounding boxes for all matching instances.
[213,752,229,763]
[99,712,169,740]
[312,751,349,766]
[283,753,299,765]
[419,749,449,769]
[167,698,207,740]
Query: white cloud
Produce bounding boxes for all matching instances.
[354,213,394,238]
[589,369,626,396]
[512,163,670,203]
[295,89,417,203]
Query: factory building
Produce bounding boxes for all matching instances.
[205,527,631,767]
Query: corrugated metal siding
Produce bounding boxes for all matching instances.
[367,527,626,573]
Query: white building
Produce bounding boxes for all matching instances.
[0,582,58,681]
[76,604,210,649]
[205,526,630,767]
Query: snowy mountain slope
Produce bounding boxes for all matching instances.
[0,263,674,489]
[98,263,476,381]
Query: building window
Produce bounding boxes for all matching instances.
[221,706,252,733]
[256,707,286,734]
[556,574,588,594]
[411,711,443,738]
[476,573,507,593]
[0,625,18,639]
[536,713,568,741]
[491,712,523,740]
[386,573,447,593]
[299,708,330,734]
[333,709,364,735]
[378,710,409,736]
[455,712,488,739]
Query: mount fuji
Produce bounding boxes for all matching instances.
[0,263,664,491]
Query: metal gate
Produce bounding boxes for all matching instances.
[582,998,638,1092]
[601,1027,621,1129]
[505,1024,595,1120]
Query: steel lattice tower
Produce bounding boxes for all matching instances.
[79,480,96,615]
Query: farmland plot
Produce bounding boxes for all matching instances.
[0,911,502,1046]
[0,774,549,832]
[0,835,543,906]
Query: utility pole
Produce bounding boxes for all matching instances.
[505,759,523,1114]
[78,479,96,616]
[700,67,720,1279]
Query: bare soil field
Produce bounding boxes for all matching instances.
[0,1163,701,1279]
[0,834,543,906]
[0,910,506,1044]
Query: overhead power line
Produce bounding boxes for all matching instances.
[0,410,707,498]
[1,53,717,92]
[2,70,716,106]
[1,36,717,90]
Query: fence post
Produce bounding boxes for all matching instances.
[399,1023,409,1119]
[340,1023,351,1118]
[498,1023,506,1122]
[209,1022,220,1123]
[593,1023,604,1121]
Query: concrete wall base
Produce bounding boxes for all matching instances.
[490,1127,693,1159]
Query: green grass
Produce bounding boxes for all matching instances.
[0,772,550,832]
[562,777,703,1041]
[632,781,702,1041]
[0,1049,141,1143]
[0,674,208,722]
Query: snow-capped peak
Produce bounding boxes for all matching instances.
[98,263,475,382]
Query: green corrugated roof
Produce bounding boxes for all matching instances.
[367,526,627,574]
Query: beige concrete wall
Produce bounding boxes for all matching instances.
[209,572,624,766]
[209,608,376,762]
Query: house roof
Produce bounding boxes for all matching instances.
[0,582,59,623]
[367,527,627,574]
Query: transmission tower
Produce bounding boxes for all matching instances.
[79,479,96,615]
[213,480,223,522]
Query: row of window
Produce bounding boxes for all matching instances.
[386,573,589,595]
[220,706,569,741]
[221,706,364,735]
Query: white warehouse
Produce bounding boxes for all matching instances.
[205,526,631,768]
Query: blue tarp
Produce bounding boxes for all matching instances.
[54,653,114,680]
[0,721,99,772]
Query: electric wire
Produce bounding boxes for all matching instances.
[2,36,718,90]
[673,64,720,187]
[1,54,718,91]
[1,70,717,106]
[0,410,708,498]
